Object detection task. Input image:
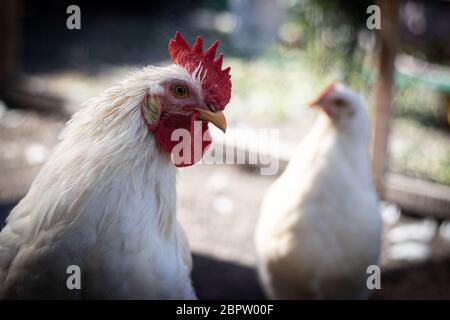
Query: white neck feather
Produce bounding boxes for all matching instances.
[22,70,178,242]
[321,114,373,186]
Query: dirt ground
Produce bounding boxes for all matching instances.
[1,107,450,299]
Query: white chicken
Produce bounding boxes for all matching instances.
[0,32,231,299]
[255,83,382,299]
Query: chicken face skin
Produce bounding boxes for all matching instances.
[141,71,226,167]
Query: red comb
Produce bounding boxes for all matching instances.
[168,32,231,110]
[308,82,337,106]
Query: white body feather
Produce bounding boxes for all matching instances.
[255,92,382,299]
[0,66,197,299]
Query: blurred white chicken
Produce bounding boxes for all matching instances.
[255,83,382,299]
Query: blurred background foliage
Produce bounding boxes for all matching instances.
[16,0,450,184]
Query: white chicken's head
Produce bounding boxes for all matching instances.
[309,82,369,133]
[140,32,232,167]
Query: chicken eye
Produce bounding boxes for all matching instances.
[173,85,188,97]
[334,98,346,107]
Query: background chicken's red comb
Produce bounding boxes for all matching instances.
[308,81,338,106]
[168,32,231,110]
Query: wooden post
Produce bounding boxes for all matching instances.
[0,1,64,114]
[0,0,21,81]
[372,0,399,196]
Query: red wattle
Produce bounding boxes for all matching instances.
[155,113,212,167]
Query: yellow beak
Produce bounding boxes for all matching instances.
[195,108,227,133]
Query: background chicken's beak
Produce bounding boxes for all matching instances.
[195,108,227,133]
[308,97,323,108]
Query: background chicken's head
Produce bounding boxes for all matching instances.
[309,83,369,134]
